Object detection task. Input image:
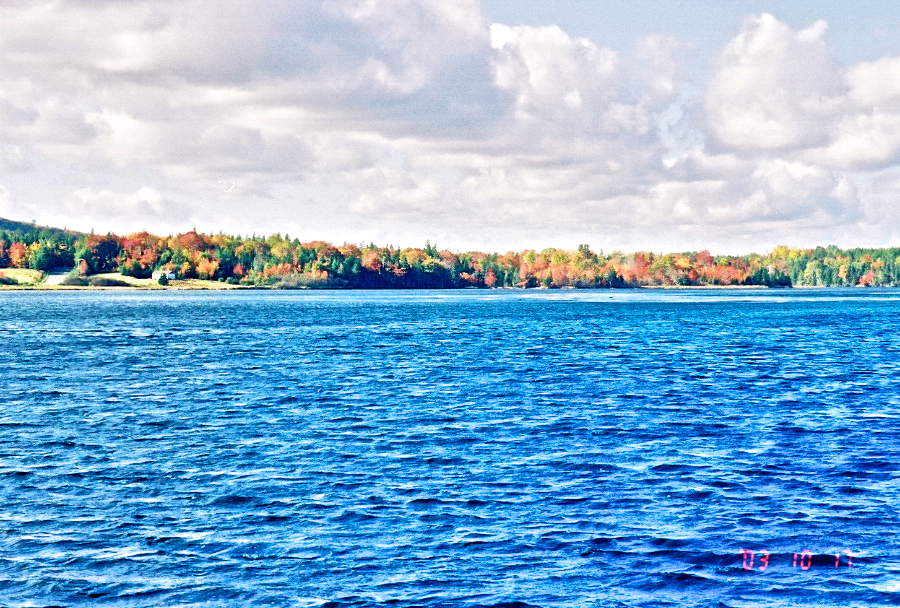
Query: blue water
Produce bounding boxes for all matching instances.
[2,289,900,607]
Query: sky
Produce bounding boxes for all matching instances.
[2,1,900,254]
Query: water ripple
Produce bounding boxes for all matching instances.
[1,290,899,607]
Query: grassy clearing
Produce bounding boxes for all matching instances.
[167,278,243,290]
[91,273,243,289]
[48,273,244,290]
[1,269,250,289]
[0,268,44,285]
[92,273,154,287]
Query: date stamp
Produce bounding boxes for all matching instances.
[740,548,855,571]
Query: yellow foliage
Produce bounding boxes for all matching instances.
[339,243,362,258]
[401,248,427,266]
[196,257,219,280]
[674,256,692,270]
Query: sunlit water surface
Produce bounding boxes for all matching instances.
[2,290,899,607]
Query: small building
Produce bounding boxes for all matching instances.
[151,270,176,280]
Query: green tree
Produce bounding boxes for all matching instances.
[29,243,55,271]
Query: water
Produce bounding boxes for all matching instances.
[2,289,899,607]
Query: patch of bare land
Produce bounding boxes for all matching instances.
[0,272,247,290]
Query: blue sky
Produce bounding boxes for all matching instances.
[483,1,900,65]
[2,1,900,254]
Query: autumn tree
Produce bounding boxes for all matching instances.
[75,234,121,274]
[8,242,28,268]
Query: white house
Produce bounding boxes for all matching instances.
[151,270,176,280]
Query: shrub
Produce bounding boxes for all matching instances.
[274,272,344,289]
[158,274,169,286]
[0,275,18,285]
[60,275,89,286]
[88,277,133,287]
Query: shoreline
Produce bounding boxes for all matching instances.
[0,283,889,292]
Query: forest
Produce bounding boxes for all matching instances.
[1,217,899,288]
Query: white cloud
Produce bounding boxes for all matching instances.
[809,112,900,169]
[0,185,14,216]
[846,56,900,108]
[2,5,900,251]
[0,183,38,223]
[705,13,900,172]
[490,23,618,124]
[63,187,168,221]
[705,14,842,152]
[0,145,30,173]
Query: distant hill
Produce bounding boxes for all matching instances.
[0,217,36,231]
[0,217,82,236]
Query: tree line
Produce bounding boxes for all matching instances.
[1,219,900,288]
